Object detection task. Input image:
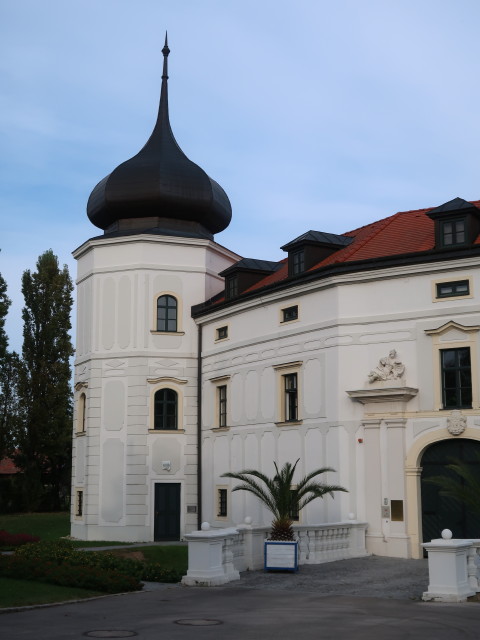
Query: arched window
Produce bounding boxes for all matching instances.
[77,393,86,433]
[156,295,177,332]
[154,388,178,430]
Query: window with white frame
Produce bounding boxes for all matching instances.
[77,393,86,434]
[210,376,230,429]
[216,325,229,341]
[148,378,186,432]
[217,487,228,518]
[441,347,472,409]
[425,321,480,411]
[435,279,471,300]
[281,305,299,323]
[218,385,227,428]
[274,362,302,425]
[284,373,298,421]
[156,295,178,332]
[154,388,178,430]
[75,489,84,518]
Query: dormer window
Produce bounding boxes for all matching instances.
[441,219,466,247]
[281,230,353,277]
[225,276,238,300]
[292,250,305,275]
[427,198,480,250]
[220,259,281,300]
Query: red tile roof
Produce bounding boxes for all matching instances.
[0,457,20,475]
[240,201,480,295]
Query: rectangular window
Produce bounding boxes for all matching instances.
[291,250,305,275]
[217,488,228,518]
[284,373,298,421]
[75,490,84,517]
[442,219,466,247]
[436,280,470,299]
[441,347,472,409]
[282,305,298,322]
[216,326,228,340]
[226,276,238,299]
[218,385,227,427]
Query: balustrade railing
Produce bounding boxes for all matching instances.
[182,519,367,585]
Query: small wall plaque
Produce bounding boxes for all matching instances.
[187,505,197,514]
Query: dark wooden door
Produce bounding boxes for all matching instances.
[154,483,181,541]
[421,438,480,542]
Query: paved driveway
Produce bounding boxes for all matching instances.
[3,556,480,640]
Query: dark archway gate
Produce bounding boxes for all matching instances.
[421,438,480,542]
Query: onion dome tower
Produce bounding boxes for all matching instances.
[87,35,232,240]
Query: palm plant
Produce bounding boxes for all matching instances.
[222,459,347,541]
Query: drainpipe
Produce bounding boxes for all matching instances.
[197,322,203,530]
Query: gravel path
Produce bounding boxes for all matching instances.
[222,555,429,600]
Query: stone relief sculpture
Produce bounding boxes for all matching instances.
[368,349,405,383]
[447,410,467,436]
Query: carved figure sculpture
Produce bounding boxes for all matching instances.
[368,349,405,383]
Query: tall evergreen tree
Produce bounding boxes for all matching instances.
[15,250,74,510]
[0,267,9,363]
[0,268,14,462]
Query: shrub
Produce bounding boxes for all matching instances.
[0,555,142,593]
[15,540,182,583]
[0,530,40,548]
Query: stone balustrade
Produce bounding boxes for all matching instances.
[182,518,368,586]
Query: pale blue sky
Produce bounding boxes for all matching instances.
[2,0,480,351]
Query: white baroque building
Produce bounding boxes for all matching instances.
[71,40,480,559]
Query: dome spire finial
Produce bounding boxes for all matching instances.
[162,31,170,79]
[159,31,170,126]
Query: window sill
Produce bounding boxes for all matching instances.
[434,294,473,302]
[280,318,300,325]
[150,331,185,336]
[214,337,230,343]
[211,427,230,432]
[148,429,185,434]
[75,431,86,437]
[275,420,303,427]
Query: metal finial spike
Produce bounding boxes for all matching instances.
[162,31,170,57]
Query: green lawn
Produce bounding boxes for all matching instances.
[0,577,102,608]
[0,513,132,546]
[0,512,69,540]
[138,545,188,572]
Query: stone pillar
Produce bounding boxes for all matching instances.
[182,525,240,586]
[405,466,422,558]
[363,419,382,549]
[423,533,475,602]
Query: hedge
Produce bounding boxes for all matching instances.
[0,555,142,593]
[15,540,182,583]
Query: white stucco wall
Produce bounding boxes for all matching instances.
[199,255,480,558]
[71,233,238,541]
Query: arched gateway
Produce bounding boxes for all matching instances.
[420,438,480,541]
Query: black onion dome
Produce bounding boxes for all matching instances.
[87,35,232,238]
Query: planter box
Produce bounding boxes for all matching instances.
[264,540,299,572]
